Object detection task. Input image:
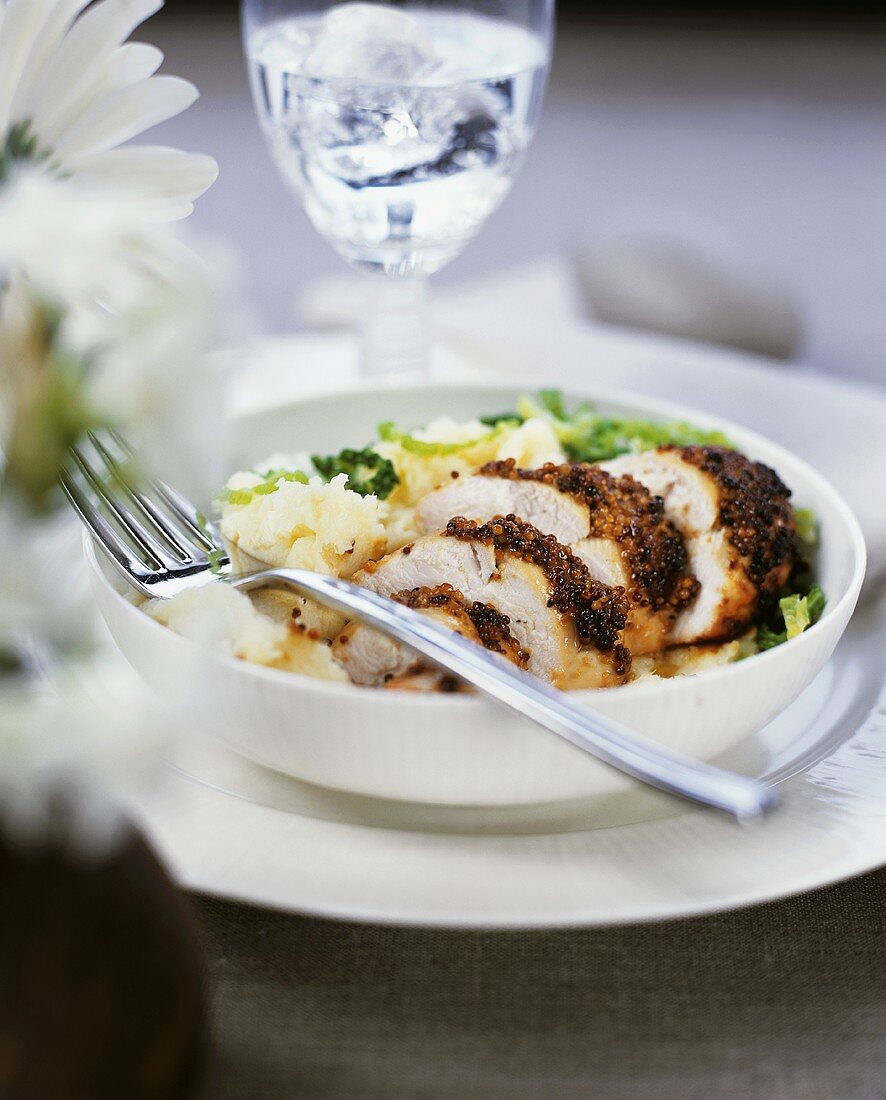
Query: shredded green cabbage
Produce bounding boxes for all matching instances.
[793,508,818,545]
[376,420,512,457]
[217,469,308,506]
[758,585,826,651]
[516,390,733,463]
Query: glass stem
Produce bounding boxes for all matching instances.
[362,276,431,382]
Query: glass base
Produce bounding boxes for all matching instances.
[362,277,431,382]
[336,239,466,280]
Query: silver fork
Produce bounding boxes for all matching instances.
[62,430,778,821]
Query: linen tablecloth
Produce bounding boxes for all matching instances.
[195,868,886,1098]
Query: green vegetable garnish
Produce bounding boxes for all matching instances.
[260,467,310,484]
[195,511,225,576]
[311,447,399,499]
[794,508,818,546]
[757,585,826,651]
[537,388,568,419]
[516,390,733,463]
[479,411,523,428]
[217,488,253,506]
[216,469,309,507]
[377,420,513,457]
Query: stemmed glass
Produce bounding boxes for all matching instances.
[242,0,555,380]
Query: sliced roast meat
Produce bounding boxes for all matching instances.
[356,517,631,689]
[602,446,797,643]
[415,459,698,654]
[332,584,527,689]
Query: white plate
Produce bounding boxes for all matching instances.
[117,329,886,927]
[122,586,885,928]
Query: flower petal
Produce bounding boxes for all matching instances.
[29,0,163,133]
[6,0,92,121]
[35,41,164,145]
[52,75,199,163]
[7,0,93,126]
[111,41,165,85]
[0,0,59,132]
[72,146,219,221]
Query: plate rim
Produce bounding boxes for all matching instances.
[132,627,886,929]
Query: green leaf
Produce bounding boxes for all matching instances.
[217,488,254,506]
[311,447,399,499]
[377,420,501,457]
[513,391,733,463]
[260,469,310,485]
[757,584,826,650]
[538,389,568,419]
[216,468,310,507]
[780,593,811,640]
[207,547,226,575]
[805,584,826,622]
[195,511,226,576]
[479,412,523,428]
[794,508,818,545]
[756,624,786,652]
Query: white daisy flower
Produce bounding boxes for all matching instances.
[0,0,218,221]
[0,168,231,507]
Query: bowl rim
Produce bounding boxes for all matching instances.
[88,380,868,709]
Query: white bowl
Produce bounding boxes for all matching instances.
[88,383,866,808]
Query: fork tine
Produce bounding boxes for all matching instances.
[152,480,221,552]
[108,429,221,552]
[87,432,197,562]
[69,445,182,571]
[60,469,154,596]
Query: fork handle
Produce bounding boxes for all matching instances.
[232,568,778,821]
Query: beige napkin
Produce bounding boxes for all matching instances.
[296,236,801,362]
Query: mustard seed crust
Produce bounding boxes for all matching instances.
[443,515,631,673]
[464,599,531,669]
[667,446,797,609]
[479,459,698,613]
[392,584,530,669]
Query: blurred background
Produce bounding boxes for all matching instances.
[150,1,884,384]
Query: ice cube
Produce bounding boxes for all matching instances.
[303,2,437,83]
[255,21,313,70]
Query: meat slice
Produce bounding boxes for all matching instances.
[602,446,797,643]
[415,460,698,654]
[417,470,590,545]
[332,584,528,689]
[357,517,631,689]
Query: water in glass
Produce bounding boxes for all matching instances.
[247,4,549,277]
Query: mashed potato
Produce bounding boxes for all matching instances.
[146,585,348,682]
[631,633,753,681]
[220,473,386,578]
[493,418,566,469]
[146,586,288,665]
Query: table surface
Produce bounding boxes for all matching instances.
[194,867,886,1099]
[144,14,886,1094]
